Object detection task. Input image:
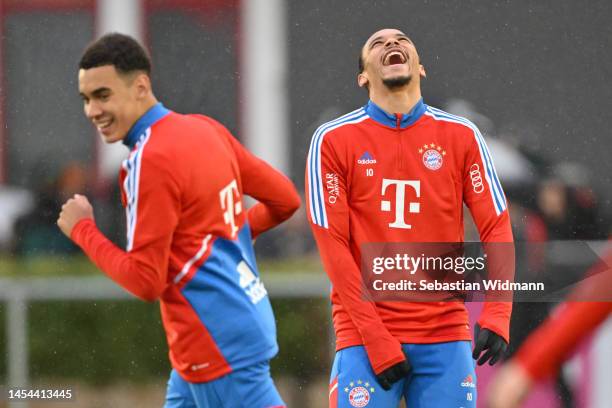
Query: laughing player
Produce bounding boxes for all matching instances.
[57,33,299,408]
[306,28,514,407]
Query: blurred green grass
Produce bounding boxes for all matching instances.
[0,255,324,277]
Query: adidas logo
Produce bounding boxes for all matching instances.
[357,151,377,165]
[461,375,476,388]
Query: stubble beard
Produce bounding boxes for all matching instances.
[382,75,412,90]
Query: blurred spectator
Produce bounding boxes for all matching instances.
[13,162,89,256]
[538,163,608,240]
[255,193,316,259]
[537,178,573,239]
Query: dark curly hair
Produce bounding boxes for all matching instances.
[79,33,151,75]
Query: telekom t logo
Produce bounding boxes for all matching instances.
[219,179,242,237]
[380,179,421,229]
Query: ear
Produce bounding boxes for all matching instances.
[358,73,369,88]
[133,73,151,99]
[419,64,427,79]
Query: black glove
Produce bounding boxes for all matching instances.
[472,323,508,366]
[375,355,411,391]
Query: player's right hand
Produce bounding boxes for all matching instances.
[485,361,532,408]
[57,194,94,238]
[374,355,411,391]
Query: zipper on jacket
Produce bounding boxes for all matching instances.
[396,114,403,170]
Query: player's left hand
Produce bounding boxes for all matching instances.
[472,324,508,365]
[57,194,94,238]
[375,356,411,391]
[485,361,532,408]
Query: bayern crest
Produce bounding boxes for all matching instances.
[348,386,370,407]
[344,380,376,407]
[419,142,446,170]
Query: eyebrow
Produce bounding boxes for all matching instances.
[80,87,111,99]
[368,36,384,48]
[368,33,411,49]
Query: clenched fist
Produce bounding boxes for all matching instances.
[57,194,94,238]
[486,361,532,408]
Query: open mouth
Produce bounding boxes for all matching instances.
[95,118,113,133]
[383,50,407,66]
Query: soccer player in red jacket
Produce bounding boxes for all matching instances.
[487,248,612,408]
[305,28,514,407]
[57,33,299,408]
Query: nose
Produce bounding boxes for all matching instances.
[384,37,400,47]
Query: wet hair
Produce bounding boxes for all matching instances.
[79,33,151,75]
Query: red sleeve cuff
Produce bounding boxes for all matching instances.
[515,345,548,381]
[70,218,96,245]
[477,316,510,344]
